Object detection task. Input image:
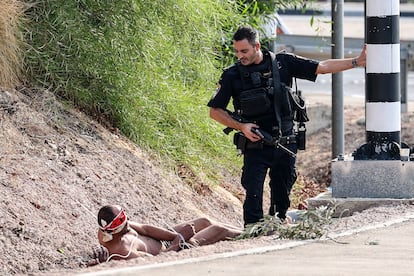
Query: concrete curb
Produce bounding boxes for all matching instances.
[308,190,414,217]
[78,211,414,276]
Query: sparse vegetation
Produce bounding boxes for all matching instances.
[0,0,23,89]
[237,205,335,240]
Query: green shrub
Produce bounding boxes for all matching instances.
[21,0,310,186]
[22,0,243,182]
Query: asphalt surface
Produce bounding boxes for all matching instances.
[81,213,414,276]
[80,3,414,276]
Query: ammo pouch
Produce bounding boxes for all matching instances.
[233,132,247,154]
[284,83,307,150]
[233,131,264,154]
[296,124,306,150]
[239,87,272,118]
[283,83,309,123]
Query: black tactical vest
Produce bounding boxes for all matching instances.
[234,54,275,122]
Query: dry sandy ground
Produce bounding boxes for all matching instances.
[1,87,414,276]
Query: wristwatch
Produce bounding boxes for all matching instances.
[352,58,358,68]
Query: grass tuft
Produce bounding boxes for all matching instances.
[0,0,24,89]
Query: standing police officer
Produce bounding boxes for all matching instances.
[207,26,366,226]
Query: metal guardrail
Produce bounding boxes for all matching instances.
[274,34,413,112]
[275,34,414,71]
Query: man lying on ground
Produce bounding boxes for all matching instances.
[88,204,242,265]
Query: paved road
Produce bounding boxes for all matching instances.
[281,2,414,40]
[280,2,414,103]
[81,213,414,276]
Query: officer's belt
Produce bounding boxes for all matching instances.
[277,134,297,145]
[246,134,297,149]
[264,134,296,146]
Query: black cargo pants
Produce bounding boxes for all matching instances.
[241,141,297,226]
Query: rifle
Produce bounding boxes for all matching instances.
[223,110,296,158]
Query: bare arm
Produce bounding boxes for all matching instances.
[209,107,261,142]
[129,221,178,241]
[316,44,366,74]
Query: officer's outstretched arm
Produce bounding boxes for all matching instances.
[316,44,366,74]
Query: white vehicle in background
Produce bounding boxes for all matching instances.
[260,12,292,52]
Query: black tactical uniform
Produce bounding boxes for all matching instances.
[208,50,318,225]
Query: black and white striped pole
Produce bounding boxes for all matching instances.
[354,0,401,160]
[331,0,414,199]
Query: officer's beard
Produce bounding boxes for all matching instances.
[240,50,263,66]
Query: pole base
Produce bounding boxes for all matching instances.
[332,159,414,198]
[353,141,402,160]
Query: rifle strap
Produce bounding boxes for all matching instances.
[269,52,282,134]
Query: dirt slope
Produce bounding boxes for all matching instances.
[2,87,414,275]
[0,87,246,275]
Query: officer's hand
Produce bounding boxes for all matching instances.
[241,123,261,142]
[357,43,367,67]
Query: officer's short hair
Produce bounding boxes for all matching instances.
[233,26,260,46]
